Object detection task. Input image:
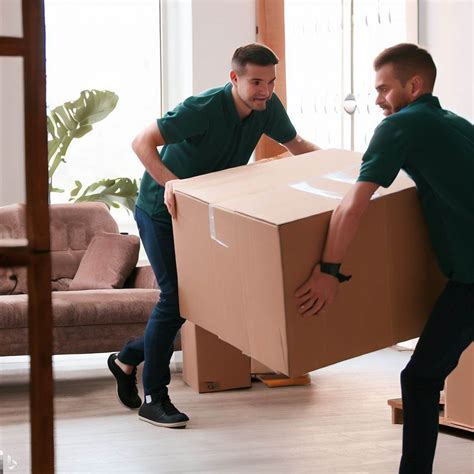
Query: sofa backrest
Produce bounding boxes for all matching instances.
[0,202,119,294]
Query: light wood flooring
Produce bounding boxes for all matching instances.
[1,348,472,473]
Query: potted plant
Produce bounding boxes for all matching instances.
[47,89,138,211]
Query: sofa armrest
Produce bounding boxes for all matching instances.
[125,265,158,289]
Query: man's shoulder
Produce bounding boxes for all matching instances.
[184,84,227,111]
[365,114,412,153]
[377,108,416,134]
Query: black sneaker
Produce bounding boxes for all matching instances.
[107,353,142,409]
[138,388,189,428]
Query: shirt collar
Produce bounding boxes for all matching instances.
[224,82,258,125]
[224,82,242,124]
[404,93,441,110]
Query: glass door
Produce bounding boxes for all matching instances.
[285,0,418,151]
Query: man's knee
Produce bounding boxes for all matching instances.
[401,365,415,390]
[401,364,444,393]
[157,290,180,311]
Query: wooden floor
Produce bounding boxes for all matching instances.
[1,348,473,473]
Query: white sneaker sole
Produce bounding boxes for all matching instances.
[138,415,188,428]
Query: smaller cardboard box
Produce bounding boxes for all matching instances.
[182,321,251,393]
[445,343,474,429]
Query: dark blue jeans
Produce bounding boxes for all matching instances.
[118,206,185,398]
[399,281,474,474]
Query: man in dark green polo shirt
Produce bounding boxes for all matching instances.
[295,43,473,473]
[107,43,320,428]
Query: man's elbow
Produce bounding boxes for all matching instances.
[132,131,149,156]
[131,134,141,154]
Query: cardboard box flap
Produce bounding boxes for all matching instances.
[213,178,349,226]
[173,149,358,202]
[174,150,416,226]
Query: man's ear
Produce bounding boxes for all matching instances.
[230,70,238,85]
[408,75,424,98]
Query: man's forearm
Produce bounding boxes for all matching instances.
[132,139,177,186]
[321,182,377,263]
[322,204,364,263]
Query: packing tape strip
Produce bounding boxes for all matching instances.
[289,181,343,200]
[290,177,381,200]
[323,167,382,199]
[322,169,358,184]
[208,205,229,248]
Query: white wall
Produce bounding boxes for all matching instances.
[191,0,256,93]
[0,58,26,207]
[0,2,26,206]
[161,0,256,111]
[419,0,474,121]
[0,0,23,37]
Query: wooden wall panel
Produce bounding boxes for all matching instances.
[255,0,288,160]
[0,1,54,472]
[23,1,54,471]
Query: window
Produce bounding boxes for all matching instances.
[45,0,161,235]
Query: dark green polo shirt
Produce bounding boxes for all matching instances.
[358,94,474,283]
[136,83,297,222]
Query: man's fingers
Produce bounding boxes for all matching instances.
[169,197,177,219]
[302,298,318,317]
[295,282,311,298]
[165,192,177,219]
[312,299,326,316]
[302,298,326,317]
[298,297,314,315]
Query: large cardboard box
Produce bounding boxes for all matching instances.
[445,343,474,429]
[251,358,274,375]
[182,321,251,393]
[173,150,445,377]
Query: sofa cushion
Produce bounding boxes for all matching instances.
[0,289,159,329]
[0,268,18,295]
[69,233,140,291]
[49,202,119,280]
[0,202,120,294]
[0,204,29,295]
[51,278,72,291]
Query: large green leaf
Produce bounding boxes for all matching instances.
[69,177,139,213]
[48,90,119,190]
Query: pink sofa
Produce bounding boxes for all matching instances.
[0,202,165,356]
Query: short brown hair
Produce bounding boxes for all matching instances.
[374,43,437,91]
[231,43,279,75]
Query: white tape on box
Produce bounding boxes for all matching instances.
[208,205,229,248]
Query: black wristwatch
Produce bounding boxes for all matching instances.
[320,262,352,283]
